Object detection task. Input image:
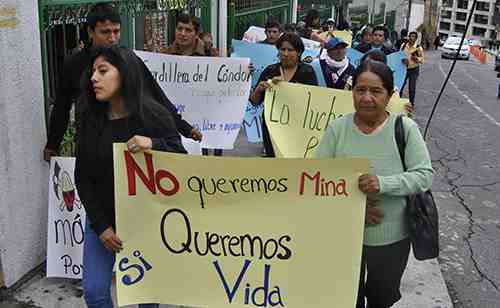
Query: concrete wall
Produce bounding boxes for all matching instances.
[409,2,425,32]
[0,0,48,287]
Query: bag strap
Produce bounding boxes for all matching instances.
[395,115,408,171]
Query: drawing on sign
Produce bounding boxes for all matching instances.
[47,158,86,279]
[52,161,82,212]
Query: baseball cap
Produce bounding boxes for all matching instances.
[325,37,348,50]
[326,18,335,24]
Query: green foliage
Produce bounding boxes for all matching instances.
[60,120,76,157]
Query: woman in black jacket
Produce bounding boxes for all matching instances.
[75,46,186,308]
[249,33,318,157]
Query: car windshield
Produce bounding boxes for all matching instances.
[446,37,468,45]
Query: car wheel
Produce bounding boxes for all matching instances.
[465,56,469,61]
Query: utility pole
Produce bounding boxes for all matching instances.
[292,0,298,23]
[218,0,227,56]
[406,0,412,30]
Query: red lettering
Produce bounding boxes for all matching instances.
[124,151,180,197]
[299,171,320,195]
[125,151,156,195]
[155,169,180,196]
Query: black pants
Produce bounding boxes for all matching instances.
[261,114,275,157]
[356,238,411,308]
[401,67,419,105]
[201,148,223,156]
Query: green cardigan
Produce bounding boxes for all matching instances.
[316,113,434,246]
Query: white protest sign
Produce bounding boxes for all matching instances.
[136,51,251,149]
[47,157,86,279]
[242,26,266,43]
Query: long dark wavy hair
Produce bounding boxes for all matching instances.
[79,46,176,134]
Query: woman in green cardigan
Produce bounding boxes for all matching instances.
[316,60,433,308]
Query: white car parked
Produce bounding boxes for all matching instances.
[441,37,470,60]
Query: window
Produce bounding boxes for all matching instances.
[456,12,467,21]
[443,0,454,7]
[440,22,451,30]
[457,0,468,9]
[491,31,497,39]
[455,24,466,33]
[476,2,490,11]
[441,10,452,19]
[474,14,489,24]
[472,27,487,37]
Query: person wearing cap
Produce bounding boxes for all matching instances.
[319,18,336,42]
[319,38,356,90]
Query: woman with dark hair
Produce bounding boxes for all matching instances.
[250,33,318,157]
[75,46,186,308]
[360,50,413,115]
[316,60,433,308]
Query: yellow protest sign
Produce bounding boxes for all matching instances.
[113,144,370,307]
[333,31,353,47]
[264,82,407,158]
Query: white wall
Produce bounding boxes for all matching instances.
[409,2,425,32]
[0,0,48,287]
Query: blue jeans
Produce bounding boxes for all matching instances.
[83,221,158,308]
[400,67,420,105]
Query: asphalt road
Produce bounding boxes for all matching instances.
[412,50,500,307]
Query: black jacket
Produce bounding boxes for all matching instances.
[45,47,193,152]
[75,114,186,236]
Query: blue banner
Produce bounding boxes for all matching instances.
[387,51,408,92]
[231,40,279,87]
[346,48,364,67]
[231,40,277,143]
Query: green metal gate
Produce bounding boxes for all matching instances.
[38,0,209,155]
[229,0,291,43]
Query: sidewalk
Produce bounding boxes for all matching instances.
[2,131,453,308]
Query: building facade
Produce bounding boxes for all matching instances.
[438,0,498,42]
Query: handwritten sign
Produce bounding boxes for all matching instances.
[135,51,251,149]
[264,82,408,158]
[113,145,370,307]
[241,103,264,143]
[231,40,320,143]
[0,6,18,29]
[333,31,353,47]
[231,40,278,143]
[46,157,86,279]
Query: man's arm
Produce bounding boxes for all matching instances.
[137,56,198,139]
[44,56,77,160]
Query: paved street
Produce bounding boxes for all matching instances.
[2,50,498,308]
[413,50,500,307]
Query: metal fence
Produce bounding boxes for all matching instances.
[232,0,291,40]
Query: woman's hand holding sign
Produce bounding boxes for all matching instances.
[99,227,123,253]
[127,135,152,153]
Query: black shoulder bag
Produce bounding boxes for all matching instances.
[395,115,439,260]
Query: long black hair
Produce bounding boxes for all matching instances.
[353,59,394,94]
[79,46,176,134]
